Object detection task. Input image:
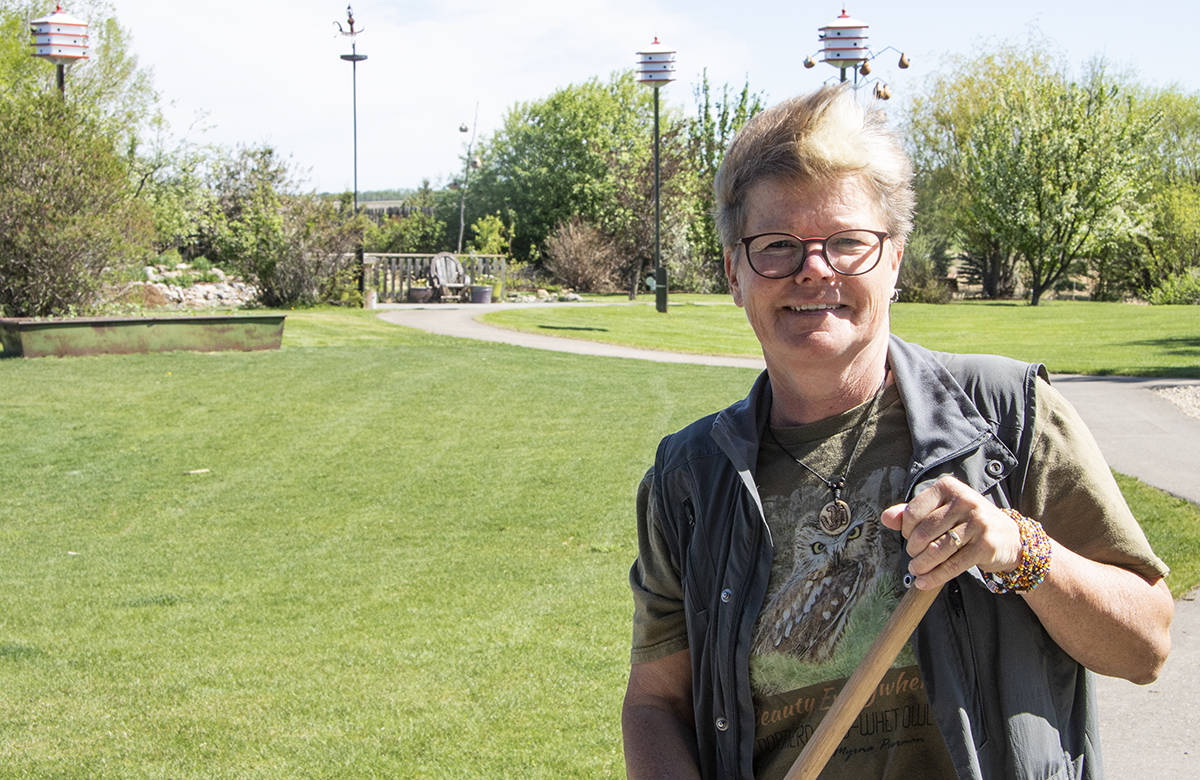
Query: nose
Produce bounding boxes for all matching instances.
[793,241,835,281]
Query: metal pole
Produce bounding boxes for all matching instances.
[654,86,667,313]
[351,47,359,214]
[56,63,65,94]
[457,103,479,254]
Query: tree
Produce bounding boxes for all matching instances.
[905,41,1060,298]
[193,146,365,307]
[959,67,1153,304]
[1126,87,1200,300]
[907,43,1157,304]
[468,72,662,265]
[684,71,765,293]
[0,93,152,316]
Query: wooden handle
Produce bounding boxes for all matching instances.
[783,582,943,780]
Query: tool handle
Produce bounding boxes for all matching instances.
[783,582,943,780]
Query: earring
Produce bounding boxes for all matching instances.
[889,288,901,303]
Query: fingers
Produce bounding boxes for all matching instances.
[881,476,1023,590]
[907,523,972,590]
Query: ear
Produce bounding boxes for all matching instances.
[725,248,744,307]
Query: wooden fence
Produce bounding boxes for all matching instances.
[362,253,507,302]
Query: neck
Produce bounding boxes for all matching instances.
[766,340,890,426]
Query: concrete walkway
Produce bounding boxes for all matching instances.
[376,301,1199,777]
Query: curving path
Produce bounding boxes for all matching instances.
[376,300,1200,779]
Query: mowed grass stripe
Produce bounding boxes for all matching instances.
[483,299,1200,377]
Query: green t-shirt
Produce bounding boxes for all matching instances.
[750,385,955,778]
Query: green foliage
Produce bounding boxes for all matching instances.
[1147,269,1200,305]
[1135,183,1200,297]
[468,72,662,267]
[363,180,448,254]
[0,93,152,317]
[905,41,1060,298]
[960,67,1152,304]
[684,71,766,293]
[467,212,510,256]
[133,130,217,255]
[468,70,763,297]
[193,146,366,307]
[1,2,158,149]
[896,232,953,303]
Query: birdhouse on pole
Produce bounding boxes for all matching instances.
[802,6,909,99]
[636,37,676,87]
[30,4,88,94]
[30,4,88,65]
[818,7,869,77]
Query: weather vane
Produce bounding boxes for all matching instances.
[333,4,365,42]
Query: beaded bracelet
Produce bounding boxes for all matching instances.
[982,509,1052,594]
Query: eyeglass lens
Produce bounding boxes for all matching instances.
[745,230,884,277]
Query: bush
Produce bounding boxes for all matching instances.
[543,217,619,292]
[0,95,152,317]
[897,232,953,304]
[1148,269,1200,305]
[467,213,511,256]
[194,146,366,307]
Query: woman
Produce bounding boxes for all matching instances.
[622,86,1172,779]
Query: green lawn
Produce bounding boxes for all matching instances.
[484,298,1200,377]
[1,307,1196,776]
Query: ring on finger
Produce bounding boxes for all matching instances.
[947,529,962,547]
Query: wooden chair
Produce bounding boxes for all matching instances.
[429,252,468,302]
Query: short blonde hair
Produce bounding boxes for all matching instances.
[713,85,914,251]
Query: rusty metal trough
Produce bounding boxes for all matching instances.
[0,314,286,358]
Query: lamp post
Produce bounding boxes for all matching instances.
[636,37,676,314]
[30,4,89,95]
[456,103,481,254]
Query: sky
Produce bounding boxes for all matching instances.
[91,0,1200,195]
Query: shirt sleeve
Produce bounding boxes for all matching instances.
[629,467,690,664]
[1020,377,1169,582]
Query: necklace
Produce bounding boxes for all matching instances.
[766,377,887,535]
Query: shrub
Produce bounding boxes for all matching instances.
[897,232,953,304]
[467,213,511,256]
[0,95,152,317]
[543,217,619,292]
[1148,269,1200,305]
[194,146,367,307]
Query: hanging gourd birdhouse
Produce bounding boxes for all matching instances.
[30,4,89,65]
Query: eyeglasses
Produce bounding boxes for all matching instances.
[740,229,889,278]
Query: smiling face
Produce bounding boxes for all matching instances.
[725,175,902,385]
